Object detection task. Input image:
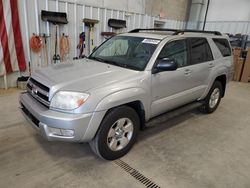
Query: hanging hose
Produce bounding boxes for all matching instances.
[29,34,43,53]
[60,33,70,61]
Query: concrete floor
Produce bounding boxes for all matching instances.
[1,82,250,188]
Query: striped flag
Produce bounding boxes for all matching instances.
[0,0,26,76]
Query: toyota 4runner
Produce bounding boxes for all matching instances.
[20,28,234,160]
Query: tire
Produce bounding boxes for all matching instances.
[199,81,223,114]
[89,106,140,160]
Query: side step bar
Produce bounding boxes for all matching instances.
[146,102,203,127]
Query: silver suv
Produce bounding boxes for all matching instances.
[20,28,234,160]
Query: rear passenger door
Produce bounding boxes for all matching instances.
[187,38,214,98]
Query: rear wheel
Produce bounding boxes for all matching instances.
[200,81,223,114]
[89,106,140,160]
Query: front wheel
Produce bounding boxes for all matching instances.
[200,81,223,114]
[89,106,140,160]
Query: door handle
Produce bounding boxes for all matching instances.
[184,69,192,75]
[209,63,215,68]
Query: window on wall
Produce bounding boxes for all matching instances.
[213,38,231,57]
[158,39,188,68]
[190,38,213,64]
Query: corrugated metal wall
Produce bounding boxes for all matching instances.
[2,0,250,88]
[17,0,186,73]
[205,21,250,34]
[187,21,250,34]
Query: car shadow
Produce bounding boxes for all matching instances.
[33,133,102,161]
[33,106,204,161]
[139,107,204,141]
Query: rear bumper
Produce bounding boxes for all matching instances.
[19,92,106,142]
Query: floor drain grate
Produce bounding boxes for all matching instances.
[114,159,161,188]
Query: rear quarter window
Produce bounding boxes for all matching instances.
[190,38,213,64]
[212,38,231,57]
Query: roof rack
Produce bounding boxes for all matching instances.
[129,28,222,36]
[173,29,222,36]
[129,28,179,33]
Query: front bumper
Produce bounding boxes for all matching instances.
[19,92,105,142]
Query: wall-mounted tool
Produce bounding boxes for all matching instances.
[76,32,85,59]
[41,10,68,64]
[101,19,126,39]
[101,32,116,39]
[82,18,99,54]
[42,34,50,66]
[29,33,43,67]
[108,19,126,30]
[29,33,43,53]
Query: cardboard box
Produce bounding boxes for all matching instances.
[233,47,242,57]
[240,48,250,82]
[233,58,245,81]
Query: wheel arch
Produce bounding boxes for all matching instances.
[201,73,227,100]
[100,100,146,131]
[94,88,150,131]
[214,74,227,98]
[122,100,145,130]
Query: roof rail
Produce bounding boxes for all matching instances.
[173,29,222,36]
[129,28,222,36]
[129,28,179,33]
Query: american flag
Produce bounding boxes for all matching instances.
[0,0,26,76]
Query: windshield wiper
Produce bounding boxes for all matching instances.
[90,56,120,66]
[89,56,105,62]
[118,64,139,71]
[90,56,140,71]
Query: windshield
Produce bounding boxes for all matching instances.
[89,36,160,71]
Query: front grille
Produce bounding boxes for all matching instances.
[21,103,40,127]
[27,78,50,107]
[29,78,49,92]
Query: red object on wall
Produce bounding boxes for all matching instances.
[159,11,166,19]
[0,0,26,76]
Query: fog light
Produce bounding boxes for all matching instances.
[48,127,62,136]
[61,129,74,137]
[48,127,74,137]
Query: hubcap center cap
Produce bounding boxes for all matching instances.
[115,128,124,139]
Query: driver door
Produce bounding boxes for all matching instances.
[151,38,197,117]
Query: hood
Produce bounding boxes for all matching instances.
[32,59,139,95]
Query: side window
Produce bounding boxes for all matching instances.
[158,39,188,68]
[212,38,231,57]
[190,38,213,64]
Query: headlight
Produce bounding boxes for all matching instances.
[50,91,89,110]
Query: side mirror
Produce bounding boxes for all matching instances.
[152,58,178,74]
